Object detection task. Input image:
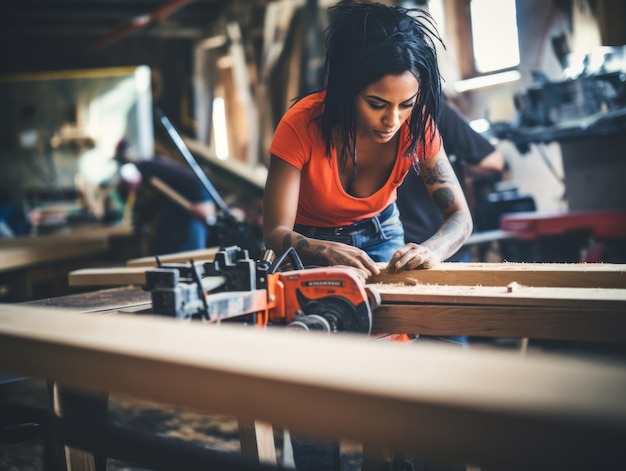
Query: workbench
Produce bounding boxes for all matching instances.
[0,223,139,302]
[2,287,626,470]
[2,252,626,470]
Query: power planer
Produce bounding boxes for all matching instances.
[144,246,380,334]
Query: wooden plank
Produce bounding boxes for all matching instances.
[0,224,134,273]
[57,280,626,342]
[370,262,626,288]
[70,262,626,297]
[1,303,625,470]
[373,284,626,310]
[0,224,133,249]
[126,247,220,267]
[0,239,108,272]
[372,304,626,342]
[149,176,193,211]
[69,267,149,287]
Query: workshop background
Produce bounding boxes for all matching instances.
[0,0,625,300]
[1,2,626,471]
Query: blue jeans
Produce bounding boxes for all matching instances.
[294,203,405,262]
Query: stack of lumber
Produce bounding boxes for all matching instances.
[369,264,626,342]
[67,259,626,343]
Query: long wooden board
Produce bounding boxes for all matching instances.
[374,284,626,309]
[126,247,220,267]
[69,267,149,287]
[55,279,626,342]
[69,269,626,311]
[372,304,626,342]
[1,303,625,470]
[70,261,626,288]
[0,239,109,272]
[0,224,133,272]
[371,262,626,288]
[370,284,626,341]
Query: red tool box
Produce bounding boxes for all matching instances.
[500,210,626,240]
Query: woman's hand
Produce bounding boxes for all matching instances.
[296,237,380,279]
[387,243,441,271]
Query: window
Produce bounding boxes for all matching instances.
[470,0,520,73]
[435,0,521,92]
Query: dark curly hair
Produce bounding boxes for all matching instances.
[318,1,443,170]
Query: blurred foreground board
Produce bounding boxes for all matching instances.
[1,303,626,470]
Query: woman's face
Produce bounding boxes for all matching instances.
[354,71,419,143]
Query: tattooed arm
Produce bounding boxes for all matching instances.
[388,148,473,271]
[263,155,380,277]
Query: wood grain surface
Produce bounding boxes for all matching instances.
[1,303,626,469]
[371,262,626,288]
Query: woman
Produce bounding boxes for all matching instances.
[263,1,472,278]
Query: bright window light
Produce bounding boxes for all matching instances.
[453,70,521,93]
[212,96,229,160]
[470,0,520,73]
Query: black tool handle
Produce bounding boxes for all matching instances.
[155,108,231,215]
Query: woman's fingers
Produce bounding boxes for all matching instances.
[388,243,440,271]
[325,243,379,278]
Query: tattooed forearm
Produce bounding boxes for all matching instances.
[295,235,311,254]
[431,187,455,212]
[281,233,293,253]
[422,160,455,186]
[422,212,473,260]
[282,232,329,264]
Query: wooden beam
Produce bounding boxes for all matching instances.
[125,247,220,267]
[0,224,134,273]
[58,278,626,342]
[71,261,626,287]
[371,284,626,341]
[1,303,625,470]
[0,240,108,273]
[370,262,626,288]
[149,176,194,211]
[375,284,626,310]
[69,267,149,287]
[372,304,626,342]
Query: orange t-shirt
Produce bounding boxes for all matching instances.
[269,91,441,227]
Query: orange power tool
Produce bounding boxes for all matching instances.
[145,246,380,334]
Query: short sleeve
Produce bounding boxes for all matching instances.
[268,117,309,170]
[268,95,325,170]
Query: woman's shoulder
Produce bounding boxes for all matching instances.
[283,90,325,121]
